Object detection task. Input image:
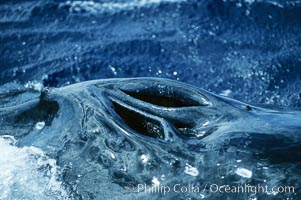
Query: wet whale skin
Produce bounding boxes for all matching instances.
[1,78,300,199]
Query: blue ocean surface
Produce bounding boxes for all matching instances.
[0,0,301,199]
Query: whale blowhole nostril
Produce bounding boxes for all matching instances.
[120,89,201,107]
[112,101,165,139]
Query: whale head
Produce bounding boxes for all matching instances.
[1,78,300,199]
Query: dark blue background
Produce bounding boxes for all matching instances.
[1,0,301,107]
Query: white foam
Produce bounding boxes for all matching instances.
[0,136,70,199]
[24,81,44,92]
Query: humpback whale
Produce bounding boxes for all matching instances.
[0,78,300,199]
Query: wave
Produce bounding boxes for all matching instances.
[60,0,187,14]
[0,135,71,200]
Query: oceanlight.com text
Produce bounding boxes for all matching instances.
[129,183,295,196]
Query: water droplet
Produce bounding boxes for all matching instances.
[184,163,199,177]
[109,65,117,75]
[152,177,160,186]
[35,122,45,130]
[235,167,252,178]
[262,167,269,170]
[220,89,232,96]
[141,154,149,163]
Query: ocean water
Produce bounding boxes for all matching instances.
[0,0,301,199]
[0,135,70,199]
[1,0,301,107]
